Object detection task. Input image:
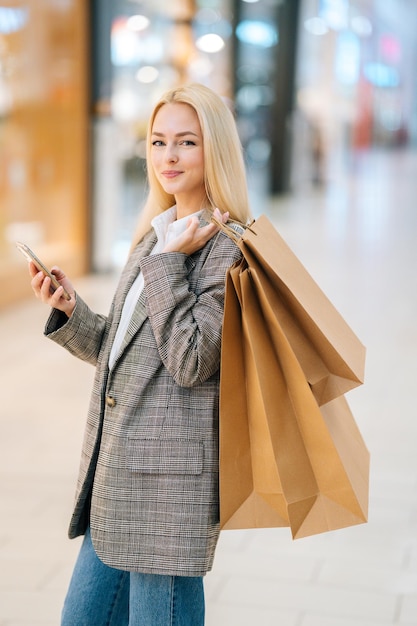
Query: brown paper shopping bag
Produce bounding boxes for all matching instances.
[217,215,369,538]
[218,215,366,406]
[219,264,290,530]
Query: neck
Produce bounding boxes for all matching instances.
[175,194,208,220]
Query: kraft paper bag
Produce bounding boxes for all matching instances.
[217,216,369,538]
[219,265,290,530]
[218,215,366,406]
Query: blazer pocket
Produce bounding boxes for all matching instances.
[127,438,204,475]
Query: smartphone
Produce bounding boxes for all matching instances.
[16,241,71,301]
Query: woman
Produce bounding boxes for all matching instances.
[29,83,252,625]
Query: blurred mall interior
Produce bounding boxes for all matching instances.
[2,3,417,623]
[0,0,416,307]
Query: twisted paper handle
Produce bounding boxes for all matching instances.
[211,215,256,244]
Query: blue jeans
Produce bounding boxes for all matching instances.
[61,528,205,626]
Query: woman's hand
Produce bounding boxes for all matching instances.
[29,262,76,318]
[162,208,229,255]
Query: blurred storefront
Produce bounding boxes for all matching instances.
[1,0,416,306]
[0,1,89,307]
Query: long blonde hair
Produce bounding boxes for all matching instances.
[131,83,252,246]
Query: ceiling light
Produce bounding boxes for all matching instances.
[196,34,225,53]
[136,66,159,83]
[304,17,328,36]
[127,15,150,31]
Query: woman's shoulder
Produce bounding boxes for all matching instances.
[203,228,242,269]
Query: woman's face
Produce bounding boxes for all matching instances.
[150,102,206,214]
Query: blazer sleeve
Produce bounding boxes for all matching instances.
[139,232,241,387]
[44,296,107,366]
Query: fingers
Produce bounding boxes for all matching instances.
[193,221,218,245]
[188,210,229,239]
[187,209,231,248]
[212,208,229,224]
[163,210,230,254]
[28,262,75,317]
[49,284,71,308]
[50,265,67,281]
[31,270,52,302]
[31,270,63,301]
[28,261,40,278]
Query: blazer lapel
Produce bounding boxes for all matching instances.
[112,231,156,319]
[106,230,157,369]
[117,290,148,359]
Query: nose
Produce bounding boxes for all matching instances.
[165,143,178,163]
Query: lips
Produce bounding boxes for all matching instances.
[162,170,182,178]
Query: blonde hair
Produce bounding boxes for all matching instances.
[131,83,252,246]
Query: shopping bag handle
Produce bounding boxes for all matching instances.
[211,216,256,244]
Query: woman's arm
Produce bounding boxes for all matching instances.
[140,231,241,387]
[28,261,107,366]
[44,296,107,366]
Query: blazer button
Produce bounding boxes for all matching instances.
[106,395,116,408]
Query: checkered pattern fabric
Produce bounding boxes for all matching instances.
[45,219,242,576]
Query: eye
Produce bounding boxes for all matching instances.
[152,140,165,147]
[180,140,196,146]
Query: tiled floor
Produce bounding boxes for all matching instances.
[1,147,417,625]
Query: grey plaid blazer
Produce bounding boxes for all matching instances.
[45,218,242,576]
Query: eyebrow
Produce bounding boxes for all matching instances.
[151,130,199,137]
